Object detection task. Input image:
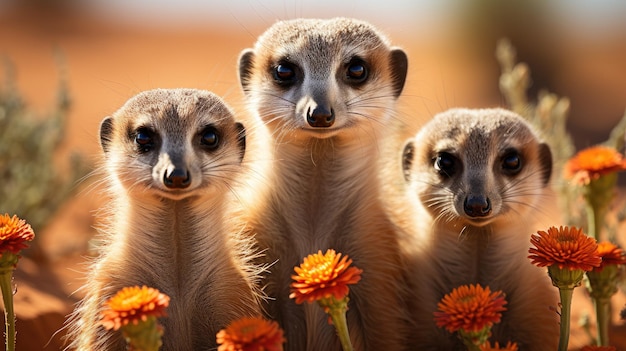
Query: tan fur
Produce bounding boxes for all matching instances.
[66,89,264,351]
[383,108,560,350]
[237,18,411,351]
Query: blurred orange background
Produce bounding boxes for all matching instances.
[1,0,625,349]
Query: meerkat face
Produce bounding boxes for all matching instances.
[402,108,552,228]
[99,89,246,201]
[238,17,408,141]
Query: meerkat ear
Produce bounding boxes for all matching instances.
[235,122,246,162]
[402,140,415,182]
[238,49,255,95]
[99,116,114,153]
[390,48,408,98]
[538,142,553,185]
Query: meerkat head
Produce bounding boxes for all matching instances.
[402,108,552,228]
[238,17,408,140]
[99,88,246,201]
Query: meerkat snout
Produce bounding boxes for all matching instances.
[299,93,335,129]
[464,194,491,217]
[306,104,335,128]
[151,149,193,190]
[163,166,191,189]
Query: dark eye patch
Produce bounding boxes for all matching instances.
[134,127,156,153]
[200,125,220,150]
[345,58,368,85]
[434,152,458,178]
[273,61,299,87]
[501,149,523,175]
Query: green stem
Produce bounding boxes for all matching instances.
[121,316,162,351]
[594,297,610,346]
[585,201,601,241]
[558,288,574,351]
[458,327,491,351]
[461,338,482,351]
[0,270,15,351]
[327,305,354,351]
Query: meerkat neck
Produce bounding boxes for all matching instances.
[431,222,527,286]
[276,137,380,194]
[267,136,383,250]
[110,194,229,284]
[276,134,380,175]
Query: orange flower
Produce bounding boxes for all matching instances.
[593,241,626,271]
[528,226,601,271]
[564,145,626,185]
[579,346,617,351]
[0,214,35,256]
[289,249,362,304]
[480,341,519,351]
[433,284,507,334]
[216,316,285,351]
[100,285,170,331]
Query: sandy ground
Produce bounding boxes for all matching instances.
[1,4,626,350]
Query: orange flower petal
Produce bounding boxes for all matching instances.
[289,249,362,304]
[100,285,170,331]
[564,146,626,185]
[594,241,626,271]
[0,214,35,256]
[433,284,507,333]
[216,316,285,351]
[528,226,601,271]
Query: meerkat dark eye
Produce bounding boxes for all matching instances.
[345,59,368,84]
[273,62,298,86]
[134,128,155,153]
[502,151,522,175]
[434,152,457,177]
[200,126,220,150]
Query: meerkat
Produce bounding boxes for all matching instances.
[385,108,560,350]
[66,88,263,351]
[237,18,411,351]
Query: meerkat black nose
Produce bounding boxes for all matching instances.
[164,168,191,189]
[307,105,335,128]
[464,195,491,217]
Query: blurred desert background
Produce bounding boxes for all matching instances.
[1,0,625,349]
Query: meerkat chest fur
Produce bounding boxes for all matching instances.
[239,18,411,351]
[269,138,383,250]
[107,195,234,288]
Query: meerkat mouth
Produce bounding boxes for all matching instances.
[462,216,498,227]
[299,120,360,139]
[300,126,344,138]
[152,187,200,201]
